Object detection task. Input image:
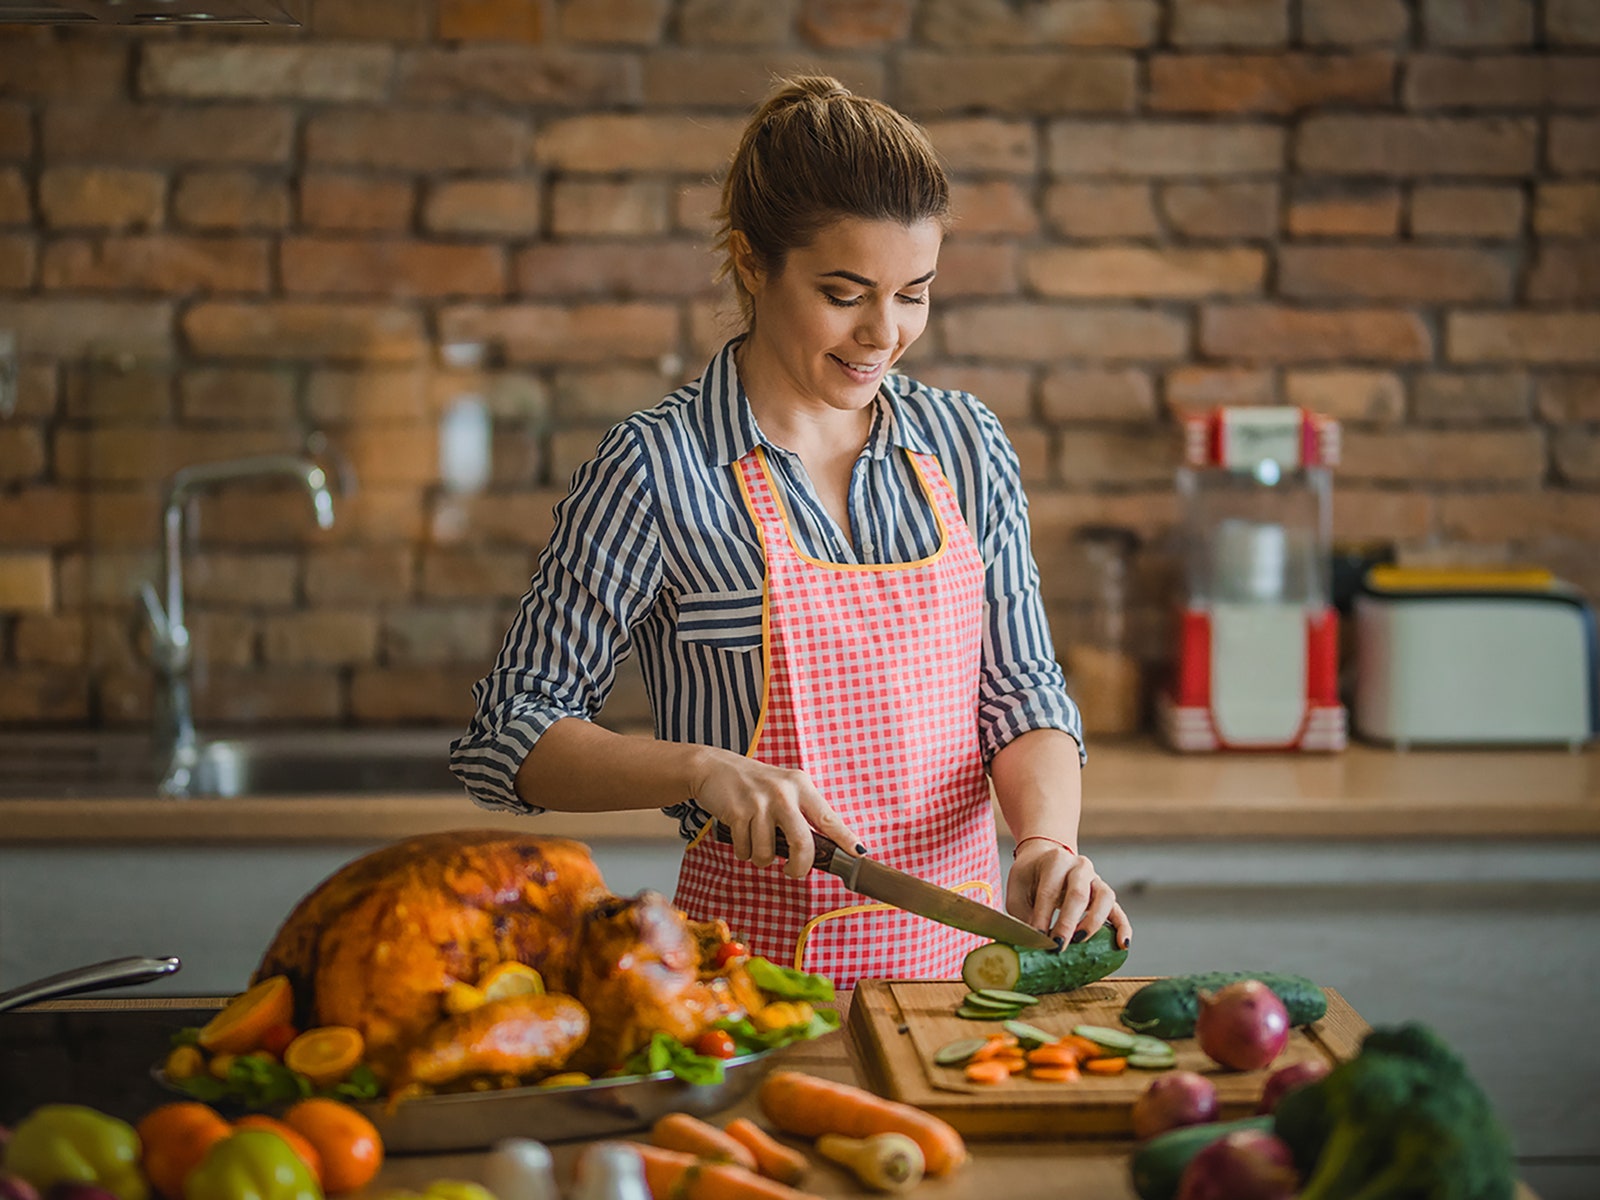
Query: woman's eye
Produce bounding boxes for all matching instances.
[823,293,861,308]
[897,293,929,306]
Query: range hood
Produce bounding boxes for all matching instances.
[0,0,302,23]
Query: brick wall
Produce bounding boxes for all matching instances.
[0,0,1597,731]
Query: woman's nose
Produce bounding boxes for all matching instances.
[855,303,894,349]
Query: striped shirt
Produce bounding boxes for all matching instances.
[450,337,1084,834]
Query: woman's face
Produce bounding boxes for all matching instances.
[737,216,942,418]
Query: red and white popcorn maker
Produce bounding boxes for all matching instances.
[1158,406,1347,753]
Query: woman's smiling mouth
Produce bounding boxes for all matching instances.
[830,354,886,382]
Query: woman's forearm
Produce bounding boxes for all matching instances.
[515,717,720,813]
[989,727,1084,849]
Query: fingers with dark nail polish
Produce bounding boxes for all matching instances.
[854,843,868,855]
[1070,929,1088,944]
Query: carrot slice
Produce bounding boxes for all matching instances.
[1084,1056,1128,1075]
[1059,1035,1104,1060]
[1025,1043,1082,1068]
[1028,1065,1081,1083]
[964,1059,1012,1084]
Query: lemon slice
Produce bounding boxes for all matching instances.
[443,981,487,1014]
[480,962,545,1001]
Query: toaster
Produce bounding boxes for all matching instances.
[1353,567,1598,749]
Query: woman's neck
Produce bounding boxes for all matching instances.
[735,335,873,460]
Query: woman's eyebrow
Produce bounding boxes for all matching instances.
[818,269,938,287]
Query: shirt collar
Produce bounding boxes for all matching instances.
[691,337,935,466]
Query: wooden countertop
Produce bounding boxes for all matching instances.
[2,739,1597,845]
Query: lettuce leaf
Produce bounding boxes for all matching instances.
[744,958,837,1002]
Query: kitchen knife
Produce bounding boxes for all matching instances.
[711,822,1057,951]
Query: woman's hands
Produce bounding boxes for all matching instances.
[1006,840,1132,951]
[690,746,865,880]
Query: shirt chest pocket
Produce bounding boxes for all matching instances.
[674,587,764,653]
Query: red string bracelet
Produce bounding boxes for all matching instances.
[1012,834,1077,859]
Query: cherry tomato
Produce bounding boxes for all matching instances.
[693,1029,738,1059]
[712,940,748,968]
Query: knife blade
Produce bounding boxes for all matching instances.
[711,822,1058,951]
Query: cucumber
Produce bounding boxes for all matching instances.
[973,989,1038,1007]
[1072,1024,1138,1054]
[961,924,1128,995]
[933,1037,989,1066]
[1001,1020,1056,1047]
[1130,1115,1274,1200]
[961,992,1030,1012]
[1119,972,1327,1039]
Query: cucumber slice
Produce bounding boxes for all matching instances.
[1072,1024,1139,1054]
[934,1037,990,1065]
[1130,1035,1175,1059]
[973,989,1039,1007]
[1002,1020,1057,1047]
[1128,1051,1178,1070]
[960,992,1030,1012]
[956,1004,1017,1020]
[961,943,1022,991]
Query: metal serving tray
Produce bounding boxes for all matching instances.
[353,1051,780,1152]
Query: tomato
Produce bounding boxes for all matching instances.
[712,940,748,969]
[693,1029,739,1059]
[281,1098,384,1195]
[135,1102,232,1200]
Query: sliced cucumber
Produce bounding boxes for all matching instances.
[1072,1024,1139,1054]
[934,1037,989,1065]
[960,992,1030,1012]
[961,943,1023,991]
[973,989,1038,1007]
[1002,1020,1057,1048]
[1127,1051,1178,1070]
[1129,1035,1175,1059]
[956,1004,1016,1020]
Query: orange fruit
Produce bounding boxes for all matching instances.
[197,975,294,1054]
[136,1102,232,1200]
[282,1098,384,1195]
[234,1115,324,1187]
[283,1025,365,1087]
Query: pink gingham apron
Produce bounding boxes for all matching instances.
[672,445,1002,989]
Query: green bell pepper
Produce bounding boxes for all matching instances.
[183,1130,322,1200]
[1,1103,148,1200]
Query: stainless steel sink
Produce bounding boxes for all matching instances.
[0,730,463,798]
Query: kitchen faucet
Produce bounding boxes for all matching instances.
[140,455,336,796]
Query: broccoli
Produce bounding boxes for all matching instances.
[1272,1021,1516,1200]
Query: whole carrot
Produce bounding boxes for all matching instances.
[723,1118,809,1185]
[757,1070,968,1176]
[623,1142,826,1200]
[653,1112,758,1171]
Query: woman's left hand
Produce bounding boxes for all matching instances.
[1006,842,1132,951]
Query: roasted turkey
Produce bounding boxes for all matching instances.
[252,830,765,1092]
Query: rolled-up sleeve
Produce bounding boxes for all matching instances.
[970,406,1086,766]
[450,424,663,812]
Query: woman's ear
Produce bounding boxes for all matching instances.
[729,231,763,296]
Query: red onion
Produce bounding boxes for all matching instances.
[1195,980,1290,1071]
[0,1174,40,1200]
[1175,1129,1299,1200]
[1130,1071,1220,1140]
[1257,1057,1332,1114]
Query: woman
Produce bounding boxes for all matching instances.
[452,76,1132,989]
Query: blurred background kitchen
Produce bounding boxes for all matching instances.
[0,2,1597,1194]
[0,0,1596,737]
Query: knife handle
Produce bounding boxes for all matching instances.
[711,821,838,871]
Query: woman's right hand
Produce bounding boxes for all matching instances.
[689,747,866,880]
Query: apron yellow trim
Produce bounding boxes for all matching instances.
[790,879,997,972]
[685,816,715,850]
[732,455,775,759]
[753,446,951,572]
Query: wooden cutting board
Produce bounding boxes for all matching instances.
[846,976,1370,1139]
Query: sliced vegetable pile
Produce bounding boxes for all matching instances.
[937,1018,1177,1084]
[0,1097,383,1200]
